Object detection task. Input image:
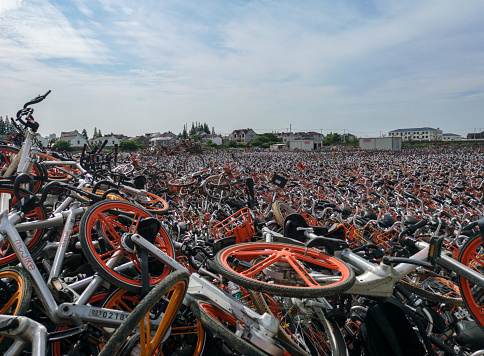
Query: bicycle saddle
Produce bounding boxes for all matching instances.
[455,320,484,350]
[362,209,377,221]
[404,215,419,225]
[380,213,396,228]
[283,213,328,242]
[117,215,161,243]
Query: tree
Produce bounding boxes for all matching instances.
[226,140,237,148]
[97,130,103,138]
[251,133,281,147]
[119,140,139,151]
[93,127,98,139]
[323,132,342,145]
[0,116,5,135]
[203,123,210,134]
[53,140,72,152]
[81,129,88,139]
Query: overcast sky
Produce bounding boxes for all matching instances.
[1,0,484,138]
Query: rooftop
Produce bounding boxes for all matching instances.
[389,127,441,133]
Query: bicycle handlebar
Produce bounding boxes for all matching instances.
[23,90,51,109]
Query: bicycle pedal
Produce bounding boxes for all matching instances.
[48,277,75,303]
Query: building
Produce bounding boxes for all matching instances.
[289,140,322,150]
[359,137,402,150]
[201,134,223,146]
[60,130,88,148]
[130,135,150,146]
[91,135,121,148]
[467,131,484,140]
[442,133,462,142]
[229,129,258,144]
[294,131,324,140]
[388,127,443,141]
[275,132,295,143]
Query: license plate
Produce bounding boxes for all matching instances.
[89,309,128,322]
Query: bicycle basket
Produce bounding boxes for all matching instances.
[212,207,255,243]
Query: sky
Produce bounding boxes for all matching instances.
[1,0,484,139]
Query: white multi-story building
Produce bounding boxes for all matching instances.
[388,127,443,141]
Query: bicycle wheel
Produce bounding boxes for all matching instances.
[112,163,135,175]
[0,266,33,351]
[161,305,206,356]
[250,291,348,356]
[137,192,169,215]
[189,300,268,356]
[0,145,45,192]
[214,242,355,298]
[0,186,47,267]
[37,152,76,183]
[184,154,205,172]
[457,234,484,331]
[203,175,232,200]
[272,200,297,227]
[79,200,175,292]
[145,168,174,194]
[400,271,464,307]
[168,177,197,188]
[99,270,189,356]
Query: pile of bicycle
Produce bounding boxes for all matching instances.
[0,92,484,356]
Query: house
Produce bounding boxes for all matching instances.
[201,134,222,146]
[91,135,121,148]
[442,133,462,142]
[60,131,88,148]
[388,127,443,141]
[130,136,150,146]
[229,129,258,144]
[148,131,177,146]
[275,132,295,143]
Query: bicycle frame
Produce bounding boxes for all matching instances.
[0,194,155,328]
[0,316,47,356]
[185,273,284,356]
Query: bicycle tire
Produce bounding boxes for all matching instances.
[214,242,355,298]
[99,270,189,356]
[189,300,268,356]
[272,200,297,227]
[399,273,464,307]
[184,154,205,172]
[37,152,76,183]
[0,266,33,352]
[0,186,47,267]
[145,168,174,194]
[250,291,348,356]
[138,192,169,215]
[203,175,232,200]
[0,145,45,192]
[168,177,197,188]
[79,200,175,292]
[457,234,484,331]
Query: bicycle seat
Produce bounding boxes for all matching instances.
[362,209,377,221]
[455,320,484,350]
[117,215,161,243]
[404,215,419,225]
[283,213,328,242]
[380,214,396,228]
